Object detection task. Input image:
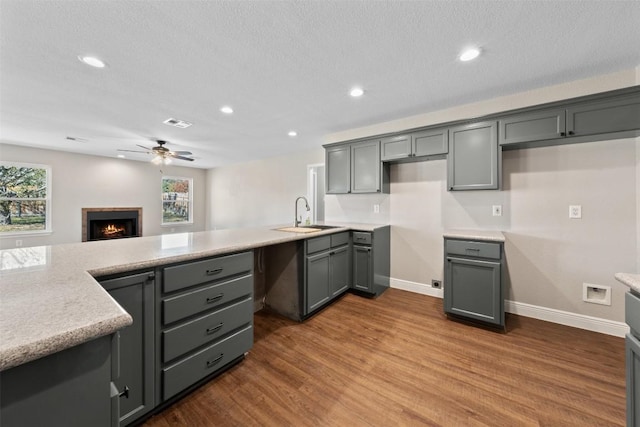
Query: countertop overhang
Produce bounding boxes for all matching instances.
[0,222,387,371]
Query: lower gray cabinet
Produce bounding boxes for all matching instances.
[443,238,504,328]
[350,227,390,297]
[304,232,350,315]
[100,271,156,426]
[447,121,499,191]
[627,333,640,427]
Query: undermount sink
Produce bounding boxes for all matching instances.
[275,225,341,233]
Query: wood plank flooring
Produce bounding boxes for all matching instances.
[143,289,625,426]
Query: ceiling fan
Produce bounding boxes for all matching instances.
[117,140,194,164]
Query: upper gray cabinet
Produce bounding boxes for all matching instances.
[380,128,448,161]
[326,145,351,194]
[326,139,385,194]
[351,139,381,193]
[500,91,640,146]
[447,121,499,191]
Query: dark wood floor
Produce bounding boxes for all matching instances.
[144,289,625,426]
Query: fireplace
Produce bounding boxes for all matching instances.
[82,208,142,242]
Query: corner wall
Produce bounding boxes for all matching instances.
[0,144,207,249]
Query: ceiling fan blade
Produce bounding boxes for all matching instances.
[172,150,192,155]
[117,149,149,153]
[137,144,152,150]
[172,155,195,161]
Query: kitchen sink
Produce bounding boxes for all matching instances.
[307,224,341,230]
[275,225,342,233]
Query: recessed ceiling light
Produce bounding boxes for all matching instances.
[220,106,234,114]
[350,87,364,97]
[288,131,297,137]
[117,154,125,159]
[459,48,481,62]
[78,55,106,68]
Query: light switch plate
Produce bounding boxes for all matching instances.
[569,205,582,219]
[373,204,380,213]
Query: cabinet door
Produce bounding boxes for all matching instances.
[412,127,448,157]
[100,272,155,426]
[352,245,372,292]
[381,134,411,161]
[447,121,498,191]
[444,257,502,326]
[306,252,331,314]
[499,108,566,145]
[567,93,640,137]
[326,145,351,194]
[351,140,381,193]
[330,246,349,296]
[627,333,640,427]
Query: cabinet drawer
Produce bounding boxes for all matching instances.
[162,297,253,363]
[626,291,640,336]
[163,274,253,325]
[445,239,501,260]
[352,232,372,245]
[162,325,253,400]
[163,251,252,293]
[330,232,349,247]
[307,235,330,254]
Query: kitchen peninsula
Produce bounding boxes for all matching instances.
[0,223,389,426]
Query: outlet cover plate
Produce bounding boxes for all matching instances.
[569,205,582,219]
[492,205,502,217]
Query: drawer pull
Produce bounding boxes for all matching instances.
[465,248,481,253]
[206,354,224,368]
[206,268,223,276]
[206,323,224,335]
[356,237,366,240]
[206,294,224,304]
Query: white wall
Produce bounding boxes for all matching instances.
[0,144,207,249]
[324,68,639,323]
[206,148,324,229]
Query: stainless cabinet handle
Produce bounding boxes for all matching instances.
[206,323,224,334]
[118,386,130,399]
[206,268,223,275]
[206,354,224,368]
[568,131,575,136]
[206,294,224,304]
[560,132,566,136]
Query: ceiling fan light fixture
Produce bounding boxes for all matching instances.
[152,155,163,165]
[163,157,172,165]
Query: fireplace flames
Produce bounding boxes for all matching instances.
[101,223,126,237]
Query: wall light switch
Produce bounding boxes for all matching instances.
[373,204,380,213]
[492,205,502,216]
[569,205,582,219]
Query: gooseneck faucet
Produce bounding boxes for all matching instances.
[294,196,310,227]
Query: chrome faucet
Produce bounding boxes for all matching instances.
[294,196,310,227]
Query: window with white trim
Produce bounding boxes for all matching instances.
[0,162,51,234]
[162,176,193,224]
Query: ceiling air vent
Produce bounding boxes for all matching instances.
[163,118,193,129]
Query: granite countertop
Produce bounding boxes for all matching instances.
[443,229,505,243]
[615,273,640,294]
[0,222,387,371]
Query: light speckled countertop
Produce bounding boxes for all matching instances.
[0,222,387,371]
[443,229,505,242]
[615,273,640,294]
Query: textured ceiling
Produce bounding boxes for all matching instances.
[1,0,639,169]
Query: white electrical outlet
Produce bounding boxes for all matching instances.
[569,205,582,219]
[373,204,380,213]
[492,205,502,217]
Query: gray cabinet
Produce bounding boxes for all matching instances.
[304,232,350,315]
[626,291,640,427]
[0,335,114,427]
[351,139,381,193]
[443,238,504,328]
[158,252,253,401]
[447,121,499,191]
[100,271,155,426]
[326,145,351,194]
[350,227,390,297]
[325,140,387,194]
[381,128,448,161]
[500,92,640,147]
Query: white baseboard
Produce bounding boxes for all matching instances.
[390,278,443,298]
[390,277,629,337]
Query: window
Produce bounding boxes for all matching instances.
[0,162,51,235]
[162,176,193,224]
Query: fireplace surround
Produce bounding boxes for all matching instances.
[82,208,142,242]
